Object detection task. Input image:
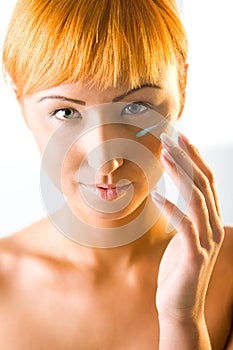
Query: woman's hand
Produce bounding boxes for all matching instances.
[151,132,224,348]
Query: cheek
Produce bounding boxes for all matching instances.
[60,136,164,191]
[60,146,84,189]
[39,128,84,193]
[142,135,162,156]
[139,135,166,189]
[28,124,49,154]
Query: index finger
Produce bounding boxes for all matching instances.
[178,132,222,220]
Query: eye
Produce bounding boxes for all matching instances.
[121,102,151,116]
[50,108,81,120]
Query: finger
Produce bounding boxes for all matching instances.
[160,147,211,248]
[177,132,224,244]
[151,191,202,257]
[161,134,223,244]
[178,132,222,220]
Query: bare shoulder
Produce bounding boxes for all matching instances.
[209,225,233,308]
[223,225,233,249]
[214,225,233,284]
[220,225,233,295]
[0,218,60,295]
[0,232,27,300]
[0,225,35,287]
[219,225,233,266]
[218,226,233,350]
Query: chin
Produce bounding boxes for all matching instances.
[65,189,149,225]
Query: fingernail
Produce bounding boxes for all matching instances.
[151,191,165,204]
[161,148,175,163]
[160,133,175,148]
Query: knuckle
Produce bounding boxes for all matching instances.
[212,223,225,244]
[207,170,216,186]
[176,147,188,162]
[180,148,188,159]
[206,238,215,252]
[197,251,206,264]
[182,215,196,233]
[198,174,210,190]
[192,187,206,208]
[190,143,200,155]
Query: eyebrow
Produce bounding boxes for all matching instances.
[112,83,161,102]
[37,95,86,105]
[37,83,161,105]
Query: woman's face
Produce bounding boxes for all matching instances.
[20,66,183,224]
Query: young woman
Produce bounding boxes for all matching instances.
[0,0,232,349]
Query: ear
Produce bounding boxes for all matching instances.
[177,62,189,120]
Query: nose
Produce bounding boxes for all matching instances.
[87,144,124,175]
[98,158,124,175]
[86,124,124,175]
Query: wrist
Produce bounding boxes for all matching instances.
[158,313,211,350]
[159,312,205,330]
[158,302,205,325]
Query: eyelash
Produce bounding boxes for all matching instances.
[122,101,154,115]
[132,101,154,108]
[48,108,81,121]
[48,101,155,122]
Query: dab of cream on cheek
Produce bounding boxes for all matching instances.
[135,114,171,138]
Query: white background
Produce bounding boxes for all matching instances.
[0,0,232,237]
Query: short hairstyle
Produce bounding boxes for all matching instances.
[2,0,188,97]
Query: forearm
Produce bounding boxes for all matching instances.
[158,314,212,350]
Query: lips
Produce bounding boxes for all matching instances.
[81,183,132,201]
[96,184,117,189]
[96,186,119,200]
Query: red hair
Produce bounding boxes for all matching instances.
[2,0,188,97]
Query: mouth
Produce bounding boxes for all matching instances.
[80,183,132,201]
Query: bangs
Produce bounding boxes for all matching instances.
[2,0,188,96]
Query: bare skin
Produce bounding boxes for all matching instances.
[0,70,232,349]
[0,220,232,350]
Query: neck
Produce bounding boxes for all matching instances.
[49,197,170,271]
